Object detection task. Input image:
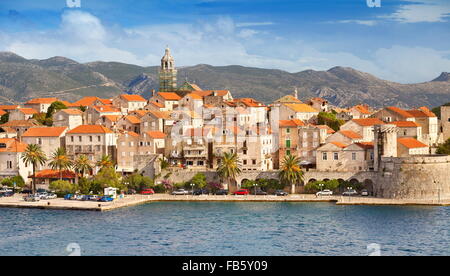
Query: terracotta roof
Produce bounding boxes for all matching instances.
[330,141,347,148]
[149,101,165,108]
[0,109,8,116]
[59,100,74,107]
[354,142,374,150]
[148,110,171,119]
[72,97,99,107]
[0,138,27,152]
[235,98,265,108]
[60,109,83,115]
[67,125,113,134]
[1,120,38,127]
[120,94,147,102]
[0,105,19,111]
[352,118,384,126]
[352,105,371,115]
[407,109,437,118]
[145,131,166,139]
[22,127,67,137]
[26,98,58,104]
[186,93,203,100]
[387,107,414,118]
[119,130,139,137]
[397,138,428,149]
[391,121,420,128]
[310,97,328,103]
[285,103,319,113]
[31,169,76,179]
[98,98,113,105]
[103,115,121,122]
[125,115,141,124]
[157,92,181,101]
[16,108,38,115]
[131,110,150,117]
[313,124,336,134]
[92,105,121,113]
[339,130,363,139]
[418,106,437,117]
[279,119,305,127]
[192,90,230,98]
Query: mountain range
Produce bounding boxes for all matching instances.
[0,51,449,108]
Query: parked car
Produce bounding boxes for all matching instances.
[0,191,14,197]
[21,189,32,194]
[172,189,189,195]
[361,189,370,196]
[234,189,250,195]
[64,194,73,200]
[0,187,13,193]
[127,189,137,195]
[254,190,268,196]
[24,195,40,202]
[274,190,288,196]
[37,192,49,199]
[141,188,155,195]
[342,189,358,196]
[98,196,114,202]
[193,189,209,195]
[316,189,333,196]
[214,189,229,195]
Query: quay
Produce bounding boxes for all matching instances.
[0,194,449,212]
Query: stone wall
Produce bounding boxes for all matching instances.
[442,106,450,141]
[374,155,450,200]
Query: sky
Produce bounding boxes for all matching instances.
[0,0,449,83]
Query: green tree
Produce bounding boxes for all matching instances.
[123,173,154,192]
[317,112,345,131]
[49,148,73,180]
[78,177,93,194]
[217,152,241,191]
[1,175,25,188]
[92,167,123,193]
[190,173,207,189]
[96,155,114,171]
[305,179,340,193]
[32,113,52,126]
[436,138,450,155]
[73,155,93,182]
[49,180,78,196]
[278,155,304,194]
[0,112,9,124]
[46,101,67,119]
[21,144,48,194]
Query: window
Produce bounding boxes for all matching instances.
[243,160,247,165]
[98,136,101,142]
[286,139,291,148]
[252,159,257,165]
[243,150,247,155]
[286,128,290,134]
[7,161,13,169]
[352,152,357,160]
[334,153,339,160]
[322,152,327,160]
[286,150,291,156]
[71,136,74,142]
[79,136,82,142]
[89,136,93,142]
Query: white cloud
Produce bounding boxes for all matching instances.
[236,22,274,27]
[336,20,378,26]
[0,10,448,84]
[383,0,450,23]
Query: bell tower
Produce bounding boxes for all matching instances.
[159,47,177,92]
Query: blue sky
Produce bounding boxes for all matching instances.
[0,0,449,83]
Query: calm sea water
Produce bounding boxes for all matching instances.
[0,202,448,256]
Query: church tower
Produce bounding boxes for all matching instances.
[159,47,177,92]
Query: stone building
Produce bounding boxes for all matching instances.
[24,98,58,113]
[9,108,38,121]
[53,109,84,130]
[441,106,450,141]
[0,138,31,183]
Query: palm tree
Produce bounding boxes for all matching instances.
[74,155,93,182]
[279,155,304,194]
[49,147,73,180]
[21,144,47,194]
[216,152,241,191]
[96,155,114,171]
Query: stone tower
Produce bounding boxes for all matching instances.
[159,47,177,92]
[441,106,450,141]
[374,124,398,171]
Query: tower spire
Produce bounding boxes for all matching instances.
[159,46,177,92]
[294,87,298,99]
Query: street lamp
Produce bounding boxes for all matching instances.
[319,183,324,192]
[253,183,258,196]
[190,183,195,195]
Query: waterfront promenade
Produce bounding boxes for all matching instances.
[0,194,449,212]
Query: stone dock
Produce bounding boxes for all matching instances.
[0,194,449,212]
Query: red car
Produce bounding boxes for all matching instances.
[141,188,155,195]
[234,189,250,195]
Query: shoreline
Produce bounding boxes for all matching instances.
[0,194,449,212]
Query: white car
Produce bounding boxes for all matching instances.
[46,193,58,199]
[361,190,369,196]
[172,189,189,195]
[316,189,333,196]
[0,187,13,193]
[24,195,40,202]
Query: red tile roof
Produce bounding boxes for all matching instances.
[352,118,384,126]
[353,105,371,114]
[26,98,58,104]
[279,119,305,127]
[120,94,147,102]
[391,121,420,128]
[354,142,374,150]
[146,131,166,139]
[387,107,414,118]
[103,115,121,122]
[0,105,19,111]
[125,115,141,124]
[67,125,113,134]
[1,120,38,127]
[31,169,76,179]
[331,141,347,148]
[22,127,67,137]
[192,90,230,98]
[0,138,28,152]
[339,130,363,139]
[397,138,428,149]
[157,92,181,101]
[60,109,83,115]
[149,101,165,108]
[17,108,38,115]
[186,93,203,100]
[92,105,121,113]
